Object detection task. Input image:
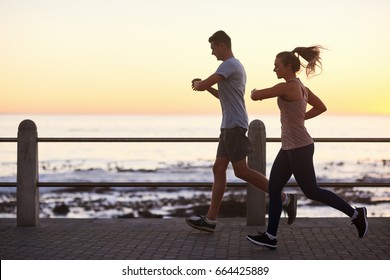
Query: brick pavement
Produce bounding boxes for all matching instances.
[0,217,389,260]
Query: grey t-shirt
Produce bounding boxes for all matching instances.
[215,57,248,129]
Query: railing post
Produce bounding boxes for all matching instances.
[247,119,266,226]
[17,120,39,227]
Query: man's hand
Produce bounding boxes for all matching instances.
[191,78,202,91]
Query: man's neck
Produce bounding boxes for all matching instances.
[222,52,234,61]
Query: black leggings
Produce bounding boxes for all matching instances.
[267,143,355,236]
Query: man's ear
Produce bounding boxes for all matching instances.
[220,43,228,50]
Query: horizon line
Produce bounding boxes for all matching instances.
[1,112,390,117]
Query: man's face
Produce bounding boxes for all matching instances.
[210,41,224,61]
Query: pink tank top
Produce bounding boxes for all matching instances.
[277,78,314,150]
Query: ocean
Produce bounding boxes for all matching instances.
[0,114,389,218]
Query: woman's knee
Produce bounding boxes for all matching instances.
[301,187,322,201]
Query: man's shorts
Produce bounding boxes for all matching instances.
[216,127,253,162]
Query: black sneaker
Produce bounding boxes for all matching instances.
[246,232,277,250]
[283,193,297,225]
[185,215,216,232]
[351,207,368,238]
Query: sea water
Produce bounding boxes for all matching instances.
[0,114,389,218]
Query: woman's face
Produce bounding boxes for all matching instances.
[273,57,290,79]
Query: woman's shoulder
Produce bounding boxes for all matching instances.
[280,79,305,101]
[281,79,300,90]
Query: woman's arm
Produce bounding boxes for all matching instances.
[305,87,327,120]
[251,83,291,101]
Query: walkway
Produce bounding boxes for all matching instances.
[1,217,389,260]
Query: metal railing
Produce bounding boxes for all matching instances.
[2,137,390,143]
[0,119,389,227]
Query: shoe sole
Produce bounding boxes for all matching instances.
[360,207,368,238]
[185,219,215,232]
[246,235,277,250]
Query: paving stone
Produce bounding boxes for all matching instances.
[0,218,389,260]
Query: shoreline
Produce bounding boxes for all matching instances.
[1,186,389,219]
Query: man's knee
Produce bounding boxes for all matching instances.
[232,168,244,180]
[233,163,250,180]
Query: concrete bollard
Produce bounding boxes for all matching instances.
[17,119,39,227]
[247,119,266,226]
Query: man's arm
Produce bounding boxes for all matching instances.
[192,74,224,99]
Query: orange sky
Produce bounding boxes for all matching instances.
[1,0,389,115]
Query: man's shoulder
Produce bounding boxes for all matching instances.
[218,57,244,72]
[223,57,239,65]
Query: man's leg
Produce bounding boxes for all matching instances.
[231,158,269,193]
[185,156,229,232]
[206,156,230,220]
[232,158,297,224]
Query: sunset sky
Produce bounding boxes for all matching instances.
[1,0,389,115]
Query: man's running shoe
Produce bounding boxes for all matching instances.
[185,215,216,232]
[283,193,297,225]
[351,207,368,238]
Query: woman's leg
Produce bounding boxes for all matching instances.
[289,144,355,217]
[266,149,293,236]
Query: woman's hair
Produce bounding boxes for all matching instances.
[276,46,324,77]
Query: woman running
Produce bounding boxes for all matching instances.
[246,46,368,249]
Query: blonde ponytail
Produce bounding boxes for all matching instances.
[292,46,323,77]
[277,45,324,78]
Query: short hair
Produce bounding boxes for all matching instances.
[208,30,231,49]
